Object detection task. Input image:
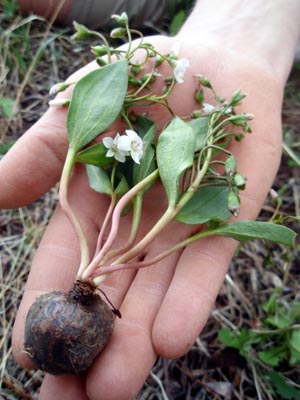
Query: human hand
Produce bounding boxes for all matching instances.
[0,33,284,399]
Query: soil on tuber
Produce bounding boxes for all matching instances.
[24,280,115,375]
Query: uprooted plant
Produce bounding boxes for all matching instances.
[23,13,297,375]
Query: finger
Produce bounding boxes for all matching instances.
[153,112,282,358]
[0,107,68,208]
[0,62,100,209]
[39,374,89,400]
[85,221,193,400]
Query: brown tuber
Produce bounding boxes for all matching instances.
[24,280,115,375]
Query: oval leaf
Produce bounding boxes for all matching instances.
[67,60,128,151]
[115,174,129,196]
[213,221,296,247]
[157,117,195,206]
[187,116,209,151]
[176,185,231,224]
[86,164,112,195]
[76,143,113,167]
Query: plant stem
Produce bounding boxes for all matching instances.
[92,226,218,279]
[93,192,116,257]
[82,169,159,280]
[102,192,143,263]
[93,32,112,63]
[112,204,176,266]
[59,147,90,277]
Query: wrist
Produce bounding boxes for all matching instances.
[178,0,300,84]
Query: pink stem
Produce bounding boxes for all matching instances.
[82,169,159,280]
[93,194,116,257]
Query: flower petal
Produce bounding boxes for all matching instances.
[114,152,126,163]
[173,59,190,84]
[106,149,115,157]
[170,42,181,57]
[125,129,139,140]
[130,150,141,164]
[117,135,132,151]
[103,137,114,148]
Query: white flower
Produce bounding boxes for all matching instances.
[103,134,127,163]
[202,103,216,115]
[48,98,70,107]
[173,58,190,84]
[117,130,144,164]
[170,42,181,57]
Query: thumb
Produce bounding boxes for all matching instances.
[0,106,68,208]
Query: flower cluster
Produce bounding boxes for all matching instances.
[103,130,144,164]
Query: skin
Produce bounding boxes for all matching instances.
[2,1,300,399]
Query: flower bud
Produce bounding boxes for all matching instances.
[225,155,237,176]
[234,133,244,141]
[147,49,156,58]
[269,188,282,205]
[195,89,204,105]
[231,113,254,128]
[230,90,246,106]
[49,82,69,96]
[155,55,165,67]
[71,22,91,40]
[48,98,70,107]
[227,191,240,217]
[91,45,108,56]
[164,76,174,84]
[168,58,177,69]
[96,57,107,67]
[190,110,202,118]
[111,12,128,26]
[140,73,155,84]
[128,76,140,87]
[195,74,212,89]
[233,173,246,190]
[110,27,126,39]
[130,65,142,75]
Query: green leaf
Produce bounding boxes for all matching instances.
[289,330,300,355]
[218,328,244,350]
[187,117,209,151]
[290,302,300,320]
[0,97,15,117]
[157,117,195,206]
[76,143,112,167]
[265,314,291,329]
[176,185,231,225]
[218,328,260,352]
[262,290,280,314]
[67,60,128,151]
[213,221,296,247]
[0,140,15,155]
[133,122,156,190]
[136,115,155,137]
[86,165,112,195]
[169,10,186,35]
[258,346,287,366]
[268,371,300,399]
[115,174,129,196]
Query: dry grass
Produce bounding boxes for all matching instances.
[0,4,299,399]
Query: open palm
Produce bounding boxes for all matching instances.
[0,34,283,399]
